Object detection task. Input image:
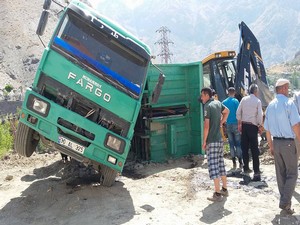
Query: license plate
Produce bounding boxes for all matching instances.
[58,136,85,154]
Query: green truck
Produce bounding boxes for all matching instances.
[15,0,203,186]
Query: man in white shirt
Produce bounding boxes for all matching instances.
[236,84,263,181]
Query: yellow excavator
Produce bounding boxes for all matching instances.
[202,21,273,108]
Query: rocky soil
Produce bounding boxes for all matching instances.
[0,0,61,90]
[0,149,300,225]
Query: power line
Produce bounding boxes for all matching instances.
[155,26,174,64]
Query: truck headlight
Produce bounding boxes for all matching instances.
[33,98,48,114]
[105,134,125,153]
[27,94,50,117]
[107,155,117,165]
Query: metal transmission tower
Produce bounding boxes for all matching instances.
[155,26,174,64]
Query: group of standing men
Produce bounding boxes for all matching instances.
[201,78,299,214]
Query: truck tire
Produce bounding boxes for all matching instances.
[15,123,39,157]
[101,165,117,187]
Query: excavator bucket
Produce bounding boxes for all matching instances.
[254,78,273,108]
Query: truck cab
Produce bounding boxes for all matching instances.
[202,50,236,101]
[15,0,158,186]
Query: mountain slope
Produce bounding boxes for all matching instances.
[94,0,300,66]
[0,0,299,90]
[0,0,59,89]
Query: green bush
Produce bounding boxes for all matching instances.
[4,84,14,93]
[0,121,14,158]
[223,142,230,156]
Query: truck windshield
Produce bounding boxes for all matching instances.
[52,9,148,98]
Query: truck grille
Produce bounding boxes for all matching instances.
[37,74,130,137]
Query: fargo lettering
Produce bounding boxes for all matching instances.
[68,72,111,102]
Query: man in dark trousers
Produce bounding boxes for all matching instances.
[222,87,243,170]
[236,84,263,181]
[201,87,229,202]
[264,78,300,215]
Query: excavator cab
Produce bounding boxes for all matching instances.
[202,51,236,102]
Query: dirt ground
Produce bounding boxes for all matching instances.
[0,150,300,225]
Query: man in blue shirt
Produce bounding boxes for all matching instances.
[264,78,300,215]
[222,87,243,170]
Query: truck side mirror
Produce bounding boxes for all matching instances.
[36,11,49,36]
[43,0,52,10]
[151,73,165,104]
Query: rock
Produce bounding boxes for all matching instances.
[22,58,30,65]
[0,52,4,63]
[5,175,13,181]
[31,58,39,64]
[6,70,16,80]
[134,163,144,170]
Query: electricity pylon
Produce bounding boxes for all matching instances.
[155,26,174,64]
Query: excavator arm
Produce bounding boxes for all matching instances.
[235,21,273,107]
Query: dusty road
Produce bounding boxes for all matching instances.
[0,151,300,225]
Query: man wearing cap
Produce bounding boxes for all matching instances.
[264,78,300,214]
[236,83,263,181]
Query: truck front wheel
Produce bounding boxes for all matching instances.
[101,165,117,187]
[15,123,39,157]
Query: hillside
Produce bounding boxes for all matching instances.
[0,0,299,92]
[92,0,300,66]
[268,51,300,73]
[0,0,60,90]
[267,53,300,90]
